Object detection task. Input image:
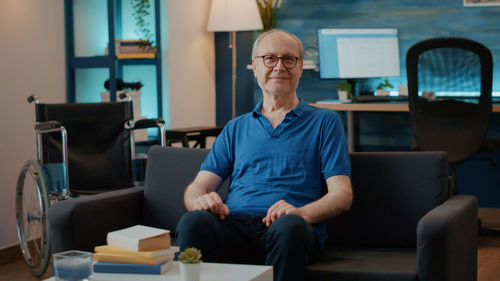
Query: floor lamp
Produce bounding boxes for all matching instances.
[207,0,263,119]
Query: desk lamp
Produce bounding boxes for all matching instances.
[207,0,263,118]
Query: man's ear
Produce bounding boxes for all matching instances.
[252,59,258,78]
[298,58,304,78]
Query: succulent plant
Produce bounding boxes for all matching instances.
[178,247,202,264]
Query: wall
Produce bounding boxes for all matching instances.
[167,0,216,128]
[0,0,66,250]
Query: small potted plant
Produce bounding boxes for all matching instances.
[376,78,394,96]
[336,81,352,100]
[178,247,202,281]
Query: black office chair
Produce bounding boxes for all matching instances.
[406,37,499,193]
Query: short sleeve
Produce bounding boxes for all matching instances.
[319,111,351,179]
[200,123,234,180]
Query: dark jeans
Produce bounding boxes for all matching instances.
[176,211,320,281]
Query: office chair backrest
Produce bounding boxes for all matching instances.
[406,37,493,163]
[36,102,134,193]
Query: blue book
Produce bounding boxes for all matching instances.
[93,261,169,274]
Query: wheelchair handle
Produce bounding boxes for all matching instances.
[27,95,39,104]
[119,92,132,101]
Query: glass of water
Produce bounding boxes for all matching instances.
[52,250,92,281]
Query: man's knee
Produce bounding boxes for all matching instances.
[176,210,219,235]
[268,214,312,243]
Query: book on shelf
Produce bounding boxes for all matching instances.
[119,39,150,46]
[116,53,156,59]
[119,45,157,54]
[93,260,172,275]
[94,245,179,258]
[107,225,170,251]
[93,251,175,265]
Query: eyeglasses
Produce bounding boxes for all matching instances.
[255,55,301,69]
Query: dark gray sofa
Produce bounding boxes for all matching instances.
[49,146,478,281]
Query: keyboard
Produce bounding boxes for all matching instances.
[352,95,408,103]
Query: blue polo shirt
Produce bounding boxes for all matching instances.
[200,98,351,247]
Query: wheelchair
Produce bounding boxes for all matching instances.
[15,94,165,276]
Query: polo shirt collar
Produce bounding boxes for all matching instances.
[252,97,306,118]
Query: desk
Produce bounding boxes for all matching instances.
[166,126,223,148]
[312,102,500,152]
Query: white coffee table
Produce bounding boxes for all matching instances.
[44,261,273,281]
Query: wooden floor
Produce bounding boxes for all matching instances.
[1,210,499,281]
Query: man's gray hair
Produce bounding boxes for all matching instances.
[251,29,304,59]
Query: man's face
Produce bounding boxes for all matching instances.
[252,32,303,97]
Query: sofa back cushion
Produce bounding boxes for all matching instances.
[142,147,448,248]
[325,151,448,248]
[141,146,229,235]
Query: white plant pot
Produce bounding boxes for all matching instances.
[376,89,389,96]
[337,90,349,100]
[180,262,201,281]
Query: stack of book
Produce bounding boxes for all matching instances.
[115,40,157,59]
[92,225,178,280]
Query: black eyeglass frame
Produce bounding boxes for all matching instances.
[255,55,301,69]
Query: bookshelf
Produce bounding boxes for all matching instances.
[64,0,163,117]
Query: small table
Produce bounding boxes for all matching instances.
[44,261,273,281]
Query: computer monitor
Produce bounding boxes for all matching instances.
[317,28,400,79]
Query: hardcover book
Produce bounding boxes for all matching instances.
[92,272,168,281]
[106,225,170,251]
[93,251,175,265]
[94,245,179,258]
[93,261,171,274]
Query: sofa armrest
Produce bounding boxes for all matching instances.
[417,195,478,281]
[48,186,144,253]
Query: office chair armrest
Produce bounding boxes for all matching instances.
[48,186,144,253]
[416,195,478,281]
[132,118,165,130]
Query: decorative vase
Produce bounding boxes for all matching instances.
[179,262,201,281]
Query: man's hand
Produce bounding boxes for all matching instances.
[191,191,229,220]
[262,200,302,227]
[184,171,228,219]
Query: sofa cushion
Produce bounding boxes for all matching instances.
[307,248,417,281]
[141,146,229,236]
[325,151,448,248]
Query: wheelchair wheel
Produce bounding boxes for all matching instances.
[15,160,51,277]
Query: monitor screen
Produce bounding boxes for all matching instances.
[317,28,400,79]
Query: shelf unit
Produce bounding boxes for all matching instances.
[64,0,163,117]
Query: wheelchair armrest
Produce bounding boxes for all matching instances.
[48,186,144,253]
[132,118,165,130]
[417,195,478,281]
[35,121,62,131]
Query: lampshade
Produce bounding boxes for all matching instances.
[207,0,263,32]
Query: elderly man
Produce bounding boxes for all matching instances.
[176,29,353,281]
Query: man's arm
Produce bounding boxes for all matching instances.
[263,175,353,226]
[184,170,230,219]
